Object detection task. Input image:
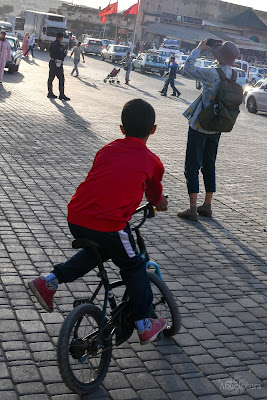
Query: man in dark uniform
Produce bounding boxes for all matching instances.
[47,32,70,100]
[160,55,181,97]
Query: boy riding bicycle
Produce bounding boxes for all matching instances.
[28,98,168,345]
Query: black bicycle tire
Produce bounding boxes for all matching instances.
[148,272,181,337]
[57,304,112,395]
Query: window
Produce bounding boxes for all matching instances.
[89,40,102,46]
[7,38,16,50]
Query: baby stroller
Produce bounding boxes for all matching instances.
[104,68,120,84]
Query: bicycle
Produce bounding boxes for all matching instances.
[57,202,181,395]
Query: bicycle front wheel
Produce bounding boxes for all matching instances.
[148,272,181,337]
[57,304,112,395]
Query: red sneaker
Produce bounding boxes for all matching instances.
[28,277,56,313]
[138,318,167,345]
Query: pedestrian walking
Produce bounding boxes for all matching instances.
[47,32,70,100]
[139,41,144,53]
[178,39,241,221]
[70,42,85,77]
[22,33,29,56]
[0,31,11,84]
[24,33,35,58]
[120,51,132,85]
[160,55,181,97]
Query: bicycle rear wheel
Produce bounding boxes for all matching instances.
[148,272,181,337]
[57,304,112,395]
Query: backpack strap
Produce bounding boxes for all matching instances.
[231,69,237,81]
[216,67,226,80]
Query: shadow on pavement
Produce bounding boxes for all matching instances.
[76,77,99,90]
[193,216,267,288]
[3,71,24,84]
[22,57,40,67]
[0,85,11,102]
[49,98,92,131]
[129,84,158,99]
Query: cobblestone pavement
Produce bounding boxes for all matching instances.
[0,50,267,400]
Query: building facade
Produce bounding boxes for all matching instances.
[136,0,267,55]
[50,2,136,39]
[0,0,61,15]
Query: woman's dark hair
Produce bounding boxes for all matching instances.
[121,99,155,138]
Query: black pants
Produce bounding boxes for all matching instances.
[163,76,180,95]
[47,60,64,96]
[52,223,153,321]
[184,127,221,194]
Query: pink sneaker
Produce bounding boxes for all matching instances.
[138,318,167,345]
[28,277,56,313]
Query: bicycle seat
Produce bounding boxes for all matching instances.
[72,239,100,250]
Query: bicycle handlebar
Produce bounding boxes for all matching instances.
[132,195,168,231]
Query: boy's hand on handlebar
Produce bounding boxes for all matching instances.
[155,195,168,211]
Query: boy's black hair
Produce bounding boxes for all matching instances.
[56,32,64,39]
[121,99,155,138]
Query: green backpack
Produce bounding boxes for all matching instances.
[198,68,243,132]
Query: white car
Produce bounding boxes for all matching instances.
[248,66,267,86]
[101,45,135,62]
[182,58,214,78]
[244,77,267,98]
[195,67,248,90]
[245,81,267,113]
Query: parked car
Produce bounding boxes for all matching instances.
[5,35,23,73]
[195,67,248,91]
[248,66,267,86]
[243,77,267,98]
[245,81,267,113]
[180,57,214,78]
[81,38,103,55]
[132,53,166,76]
[101,39,116,49]
[101,45,135,62]
[147,49,173,63]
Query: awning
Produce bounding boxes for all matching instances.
[226,32,267,51]
[208,30,267,51]
[143,22,221,43]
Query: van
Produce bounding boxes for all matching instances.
[234,60,249,78]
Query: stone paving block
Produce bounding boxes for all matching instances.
[0,378,13,390]
[155,374,189,392]
[137,388,168,400]
[0,392,18,400]
[103,372,131,390]
[16,382,47,394]
[108,388,138,400]
[0,362,11,379]
[185,377,218,396]
[10,364,40,383]
[126,372,158,390]
[247,364,267,380]
[168,392,198,400]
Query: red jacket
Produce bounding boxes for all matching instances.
[67,137,164,232]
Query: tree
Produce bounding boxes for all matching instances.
[0,5,14,17]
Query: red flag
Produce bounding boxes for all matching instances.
[98,2,118,24]
[123,3,139,16]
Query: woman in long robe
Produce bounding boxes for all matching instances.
[22,33,29,56]
[0,32,11,83]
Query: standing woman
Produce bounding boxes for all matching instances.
[22,33,30,56]
[0,31,11,84]
[121,51,132,85]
